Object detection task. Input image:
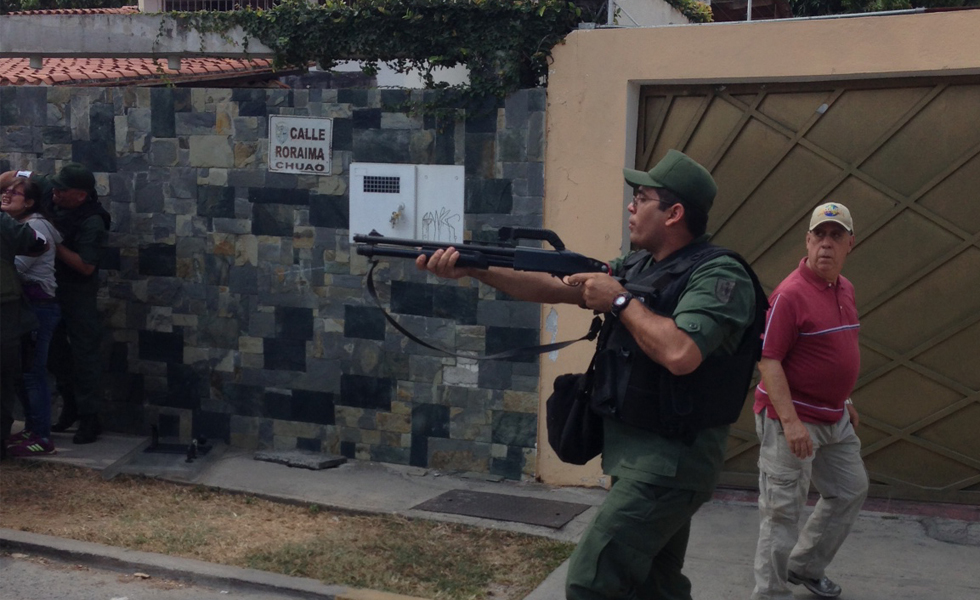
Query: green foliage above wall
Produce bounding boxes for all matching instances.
[789,0,980,16]
[667,0,713,22]
[175,0,585,111]
[2,0,716,111]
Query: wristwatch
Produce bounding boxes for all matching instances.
[610,292,635,318]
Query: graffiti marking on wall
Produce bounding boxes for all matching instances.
[421,207,461,242]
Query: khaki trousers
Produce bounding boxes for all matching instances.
[751,412,868,600]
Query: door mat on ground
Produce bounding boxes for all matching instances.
[254,450,347,470]
[412,489,590,529]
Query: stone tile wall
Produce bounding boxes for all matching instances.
[0,85,548,480]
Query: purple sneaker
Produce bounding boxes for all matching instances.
[4,430,34,448]
[8,436,57,457]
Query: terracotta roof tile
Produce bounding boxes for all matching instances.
[1,8,296,87]
[11,6,141,15]
[0,57,282,86]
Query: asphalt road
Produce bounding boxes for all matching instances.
[0,552,298,600]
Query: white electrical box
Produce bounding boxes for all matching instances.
[349,163,465,243]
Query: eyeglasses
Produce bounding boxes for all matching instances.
[629,188,662,209]
[1,188,25,199]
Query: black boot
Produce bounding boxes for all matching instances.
[72,415,101,444]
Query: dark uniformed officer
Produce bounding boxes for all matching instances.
[416,150,764,599]
[2,164,110,444]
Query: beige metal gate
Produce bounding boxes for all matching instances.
[636,78,980,504]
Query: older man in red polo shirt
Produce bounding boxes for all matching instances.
[750,202,869,600]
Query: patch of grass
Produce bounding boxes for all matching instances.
[0,461,574,599]
[245,516,567,598]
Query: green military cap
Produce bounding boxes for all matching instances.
[623,150,717,215]
[51,162,96,194]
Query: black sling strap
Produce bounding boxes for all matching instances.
[365,261,603,361]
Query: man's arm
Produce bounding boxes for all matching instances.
[14,242,48,262]
[422,248,748,376]
[757,357,813,459]
[570,256,757,376]
[567,271,702,375]
[0,170,19,190]
[417,247,585,305]
[22,239,48,258]
[55,244,95,276]
[616,299,703,375]
[2,212,47,256]
[56,212,107,277]
[846,402,860,429]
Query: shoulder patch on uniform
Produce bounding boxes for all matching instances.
[715,279,736,303]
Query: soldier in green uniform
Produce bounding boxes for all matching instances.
[416,150,765,599]
[1,164,110,444]
[1,210,48,456]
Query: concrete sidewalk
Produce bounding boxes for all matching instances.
[2,431,979,600]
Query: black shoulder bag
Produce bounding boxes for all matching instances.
[545,340,603,465]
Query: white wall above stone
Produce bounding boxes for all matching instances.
[0,14,274,58]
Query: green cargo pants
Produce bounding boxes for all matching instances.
[1,299,23,444]
[566,477,712,600]
[49,286,102,418]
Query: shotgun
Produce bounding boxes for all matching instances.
[353,227,609,277]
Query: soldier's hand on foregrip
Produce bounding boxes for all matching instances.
[416,247,469,280]
[565,273,627,313]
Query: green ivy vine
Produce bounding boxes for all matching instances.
[4,0,712,112]
[169,0,704,114]
[667,0,713,22]
[170,0,572,113]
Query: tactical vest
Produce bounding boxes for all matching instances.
[51,200,111,286]
[590,242,768,444]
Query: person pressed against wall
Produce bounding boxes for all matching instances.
[0,164,111,445]
[1,177,63,456]
[416,150,767,600]
[750,202,869,600]
[1,209,48,458]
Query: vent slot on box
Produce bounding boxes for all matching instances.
[363,176,401,194]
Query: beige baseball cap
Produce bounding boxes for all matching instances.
[809,202,853,234]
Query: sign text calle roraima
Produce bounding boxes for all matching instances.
[269,115,333,175]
